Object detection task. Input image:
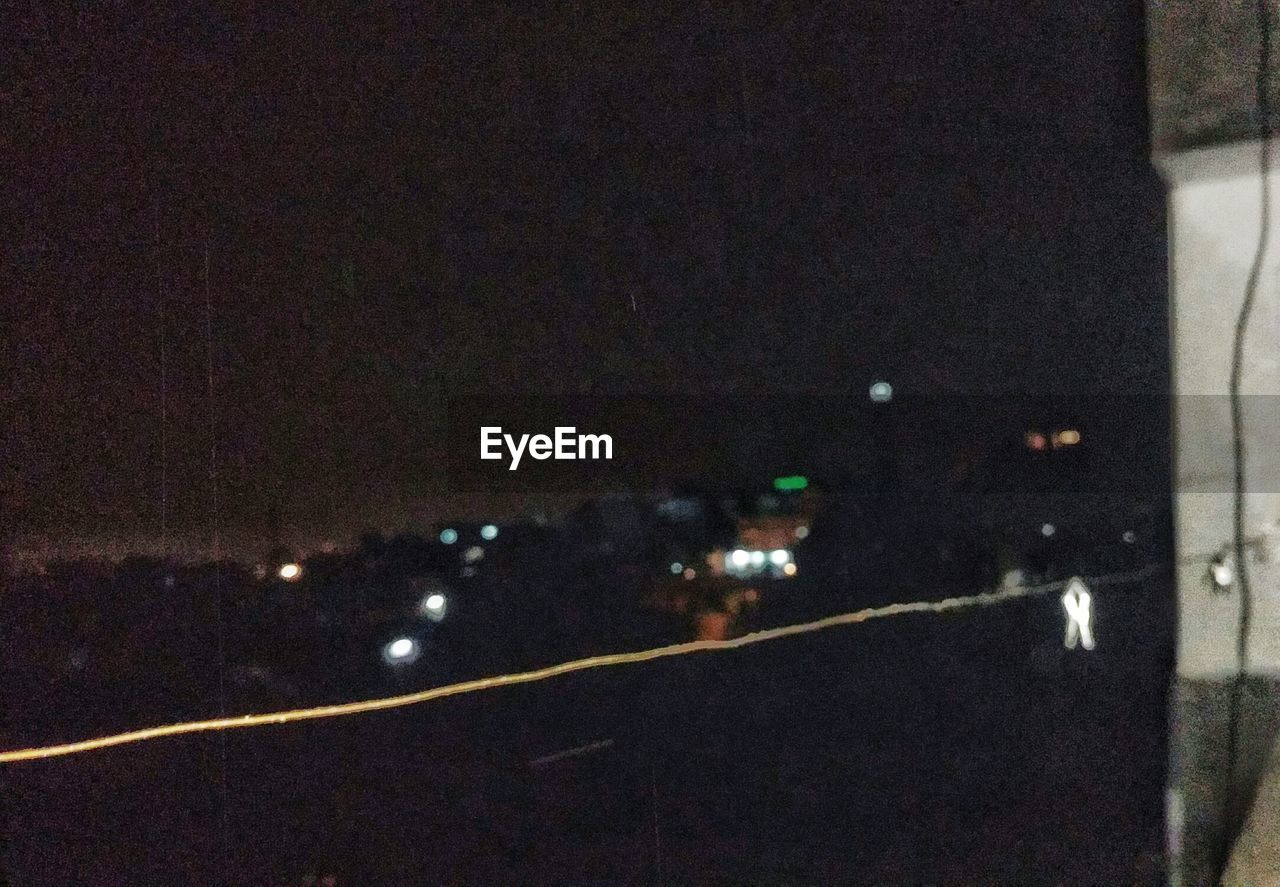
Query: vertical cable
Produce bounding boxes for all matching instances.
[203,238,232,884]
[155,204,167,552]
[1222,0,1272,864]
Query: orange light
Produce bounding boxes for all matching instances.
[1053,429,1081,447]
[783,562,797,577]
[682,567,696,580]
[1025,432,1047,451]
[278,563,302,581]
[0,568,1162,765]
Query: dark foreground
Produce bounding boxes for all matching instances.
[2,566,1172,885]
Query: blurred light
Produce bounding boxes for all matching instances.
[682,567,696,580]
[421,593,447,621]
[1,577,1105,764]
[460,566,477,578]
[1210,553,1234,589]
[1053,429,1081,447]
[480,524,499,540]
[383,637,420,665]
[1061,579,1095,651]
[463,545,485,564]
[730,549,750,568]
[278,563,302,581]
[783,562,797,577]
[794,525,810,540]
[749,550,766,567]
[769,549,790,566]
[1122,530,1137,544]
[670,562,683,574]
[743,588,760,602]
[1002,569,1026,589]
[869,380,893,403]
[773,475,809,492]
[439,528,458,545]
[1041,523,1055,537]
[1026,431,1047,451]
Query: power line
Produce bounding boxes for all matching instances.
[0,565,1164,765]
[202,239,233,886]
[1223,0,1273,846]
[155,203,167,550]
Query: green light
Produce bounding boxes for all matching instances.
[773,475,809,491]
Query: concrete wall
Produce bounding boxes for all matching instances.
[1160,140,1280,680]
[1159,138,1280,884]
[1148,0,1280,152]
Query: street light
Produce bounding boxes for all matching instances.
[421,593,447,622]
[382,637,421,665]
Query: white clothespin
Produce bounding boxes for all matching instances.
[1061,577,1095,651]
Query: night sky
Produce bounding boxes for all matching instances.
[5,2,1167,557]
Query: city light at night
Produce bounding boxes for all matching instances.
[383,637,421,665]
[5,0,1188,879]
[1061,579,1095,651]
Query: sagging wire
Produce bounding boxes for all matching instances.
[1222,0,1273,844]
[0,564,1165,765]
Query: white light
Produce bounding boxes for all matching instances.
[480,524,499,540]
[1211,557,1234,589]
[1041,523,1056,537]
[769,549,790,566]
[869,380,893,403]
[1122,530,1137,544]
[420,592,448,622]
[1061,578,1095,651]
[670,562,683,574]
[383,637,420,664]
[749,550,766,567]
[794,525,810,540]
[439,528,458,545]
[463,545,485,564]
[730,549,750,568]
[278,563,302,581]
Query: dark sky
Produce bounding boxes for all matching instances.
[4,2,1166,556]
